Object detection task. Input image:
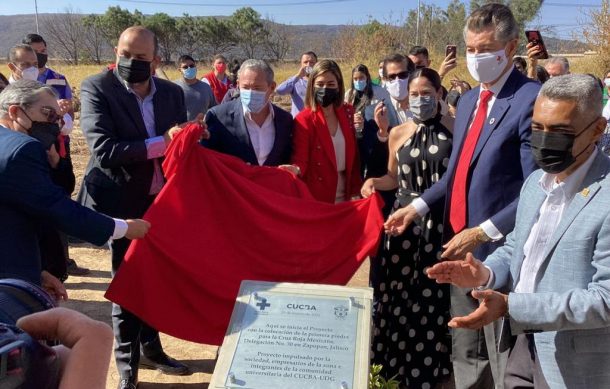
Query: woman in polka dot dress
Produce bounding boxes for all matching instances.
[362,68,453,389]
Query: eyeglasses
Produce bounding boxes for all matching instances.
[39,106,62,123]
[387,71,410,81]
[180,64,196,69]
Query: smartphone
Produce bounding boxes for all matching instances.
[525,30,549,60]
[445,45,457,60]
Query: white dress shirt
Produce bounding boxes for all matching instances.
[244,103,276,166]
[411,66,515,240]
[514,149,598,292]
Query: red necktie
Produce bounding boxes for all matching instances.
[449,90,493,233]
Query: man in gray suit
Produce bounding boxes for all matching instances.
[427,74,610,388]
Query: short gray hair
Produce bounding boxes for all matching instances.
[8,44,35,63]
[237,59,274,85]
[544,56,570,73]
[464,3,519,43]
[0,79,58,117]
[539,74,602,118]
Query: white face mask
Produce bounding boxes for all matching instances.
[19,66,39,81]
[466,48,508,83]
[604,78,610,88]
[386,78,408,101]
[378,69,384,79]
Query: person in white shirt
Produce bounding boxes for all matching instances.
[202,59,293,168]
[427,73,610,389]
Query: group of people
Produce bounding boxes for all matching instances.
[1,2,610,389]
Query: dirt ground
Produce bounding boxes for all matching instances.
[63,244,370,389]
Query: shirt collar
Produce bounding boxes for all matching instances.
[115,71,157,99]
[480,65,514,96]
[538,148,599,197]
[244,102,275,121]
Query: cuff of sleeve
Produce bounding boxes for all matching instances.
[483,266,495,289]
[410,197,429,217]
[145,136,167,159]
[377,132,389,142]
[112,219,128,240]
[480,219,504,241]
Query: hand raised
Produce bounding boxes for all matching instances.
[426,253,490,288]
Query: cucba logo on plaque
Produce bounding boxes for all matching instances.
[334,305,349,319]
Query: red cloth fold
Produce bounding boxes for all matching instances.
[105,123,384,345]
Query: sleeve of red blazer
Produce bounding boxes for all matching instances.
[291,110,313,177]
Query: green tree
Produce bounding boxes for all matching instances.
[143,12,179,62]
[176,14,201,57]
[199,17,237,58]
[444,0,467,51]
[82,14,107,64]
[98,6,142,47]
[230,7,269,58]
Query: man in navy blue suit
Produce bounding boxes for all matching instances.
[385,4,540,388]
[0,80,149,292]
[203,59,293,168]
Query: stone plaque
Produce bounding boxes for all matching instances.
[210,281,373,389]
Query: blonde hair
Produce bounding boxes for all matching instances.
[305,59,345,112]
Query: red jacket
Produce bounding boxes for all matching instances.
[292,103,362,203]
[203,71,230,104]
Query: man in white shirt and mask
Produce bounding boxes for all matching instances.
[203,59,293,168]
[7,44,39,83]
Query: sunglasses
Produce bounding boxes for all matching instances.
[387,71,410,81]
[181,64,196,69]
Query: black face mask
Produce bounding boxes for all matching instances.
[36,52,48,69]
[530,118,598,174]
[314,87,339,108]
[117,56,151,84]
[20,107,60,150]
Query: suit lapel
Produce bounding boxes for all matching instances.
[471,70,518,164]
[264,105,283,166]
[540,153,609,260]
[231,100,258,165]
[315,108,338,169]
[453,91,478,154]
[111,70,148,138]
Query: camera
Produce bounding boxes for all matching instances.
[0,279,60,389]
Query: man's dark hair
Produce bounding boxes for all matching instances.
[512,56,527,70]
[382,53,415,78]
[22,33,47,47]
[178,54,195,64]
[408,46,429,58]
[301,51,318,61]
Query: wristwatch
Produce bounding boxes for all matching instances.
[476,226,492,243]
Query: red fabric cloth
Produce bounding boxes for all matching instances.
[449,90,493,233]
[203,71,230,104]
[105,123,384,345]
[291,103,363,203]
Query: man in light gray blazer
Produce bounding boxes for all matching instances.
[427,74,610,389]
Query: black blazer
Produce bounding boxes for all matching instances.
[77,70,187,219]
[0,127,113,284]
[202,98,293,166]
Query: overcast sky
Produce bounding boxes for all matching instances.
[1,0,601,39]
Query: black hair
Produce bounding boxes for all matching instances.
[301,51,318,61]
[178,54,195,64]
[536,65,550,84]
[408,68,442,92]
[348,64,374,112]
[512,56,527,71]
[22,33,46,47]
[408,46,429,58]
[382,53,415,78]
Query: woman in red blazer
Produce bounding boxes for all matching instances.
[285,60,362,203]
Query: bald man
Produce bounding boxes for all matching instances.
[77,26,189,389]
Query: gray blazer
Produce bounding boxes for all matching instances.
[485,150,610,388]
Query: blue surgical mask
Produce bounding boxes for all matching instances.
[409,95,437,122]
[240,89,268,114]
[353,80,367,92]
[183,67,197,80]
